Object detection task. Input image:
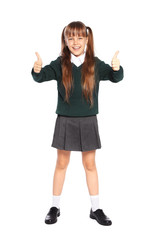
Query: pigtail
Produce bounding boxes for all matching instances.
[61,27,73,104]
[81,26,96,108]
[85,26,95,61]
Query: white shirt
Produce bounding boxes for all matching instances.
[71,52,86,67]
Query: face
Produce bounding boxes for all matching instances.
[65,34,88,57]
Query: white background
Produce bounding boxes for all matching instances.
[0,0,160,239]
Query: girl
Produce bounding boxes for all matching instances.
[31,21,124,226]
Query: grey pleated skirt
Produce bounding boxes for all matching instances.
[51,114,101,152]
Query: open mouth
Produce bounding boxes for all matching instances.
[72,47,81,50]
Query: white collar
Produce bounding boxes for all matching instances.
[71,52,86,67]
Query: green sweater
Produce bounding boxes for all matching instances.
[31,56,124,116]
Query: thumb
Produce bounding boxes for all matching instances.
[113,50,119,59]
[35,52,42,63]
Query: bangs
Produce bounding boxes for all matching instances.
[65,22,87,38]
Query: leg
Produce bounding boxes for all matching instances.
[45,149,71,224]
[52,149,71,195]
[82,150,99,195]
[82,150,112,226]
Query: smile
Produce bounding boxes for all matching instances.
[73,47,81,50]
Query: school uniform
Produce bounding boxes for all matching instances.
[31,53,124,152]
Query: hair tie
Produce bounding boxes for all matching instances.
[86,27,89,35]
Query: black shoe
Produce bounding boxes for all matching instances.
[90,208,112,226]
[45,207,60,224]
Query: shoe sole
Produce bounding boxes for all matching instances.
[45,212,60,224]
[90,214,112,226]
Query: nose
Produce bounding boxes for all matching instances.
[73,37,78,44]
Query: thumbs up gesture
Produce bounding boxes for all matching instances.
[111,50,120,71]
[33,52,43,73]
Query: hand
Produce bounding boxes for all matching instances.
[33,52,43,73]
[111,50,120,71]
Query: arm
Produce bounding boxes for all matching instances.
[31,57,61,83]
[98,60,124,83]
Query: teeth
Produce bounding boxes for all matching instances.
[73,47,80,49]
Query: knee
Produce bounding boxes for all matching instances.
[56,158,69,170]
[56,149,70,170]
[83,160,96,172]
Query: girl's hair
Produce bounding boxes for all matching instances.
[60,21,96,108]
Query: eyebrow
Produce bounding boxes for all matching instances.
[68,36,84,38]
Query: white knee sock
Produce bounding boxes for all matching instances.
[90,195,99,212]
[52,195,61,209]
